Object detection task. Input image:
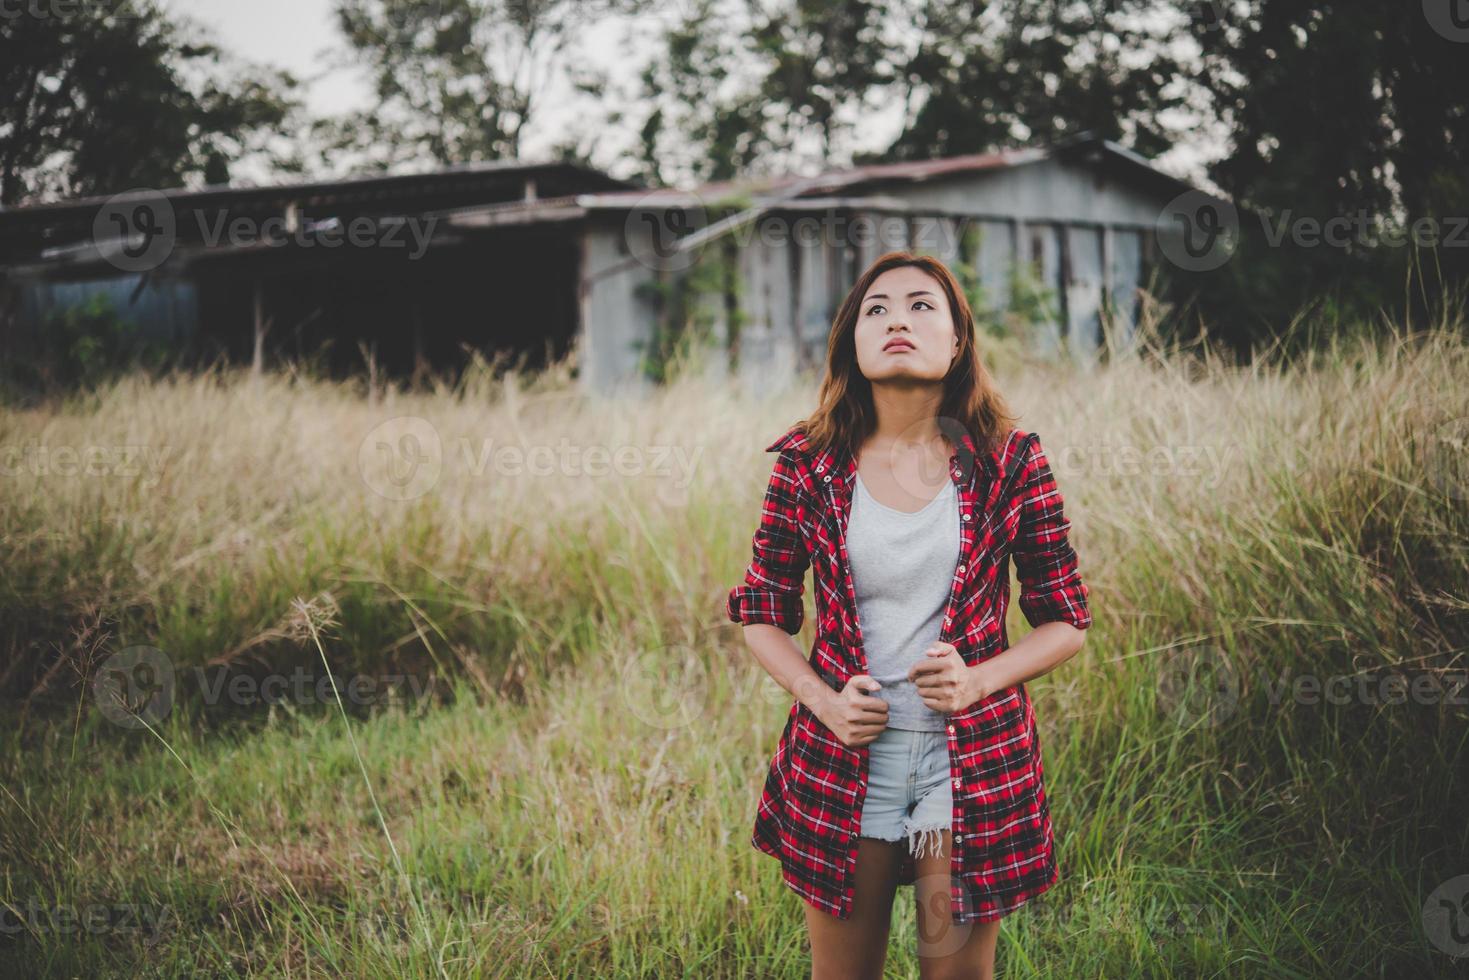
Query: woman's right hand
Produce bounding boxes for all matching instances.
[815,675,889,747]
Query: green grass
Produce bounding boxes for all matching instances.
[1,318,1466,977]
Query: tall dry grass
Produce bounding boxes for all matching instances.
[0,308,1466,976]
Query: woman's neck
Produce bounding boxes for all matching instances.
[867,381,947,451]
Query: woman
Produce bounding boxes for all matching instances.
[726,250,1092,979]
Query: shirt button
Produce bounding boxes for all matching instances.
[952,777,961,789]
[823,474,832,483]
[947,724,955,734]
[955,834,964,843]
[816,464,825,472]
[962,512,971,521]
[957,564,965,573]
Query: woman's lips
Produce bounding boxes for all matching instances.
[884,340,915,352]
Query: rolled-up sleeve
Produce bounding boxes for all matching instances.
[1013,433,1092,631]
[725,449,810,635]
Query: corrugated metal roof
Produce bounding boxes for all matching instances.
[447,133,1191,225]
[569,147,1039,209]
[0,159,637,218]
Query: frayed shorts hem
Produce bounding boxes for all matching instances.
[858,822,949,860]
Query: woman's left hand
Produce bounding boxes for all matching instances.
[909,640,990,714]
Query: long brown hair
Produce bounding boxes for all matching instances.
[798,250,1018,462]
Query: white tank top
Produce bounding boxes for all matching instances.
[846,470,962,731]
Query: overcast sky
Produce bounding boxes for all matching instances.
[164,0,1219,189]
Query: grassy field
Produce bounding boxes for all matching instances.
[1,319,1467,977]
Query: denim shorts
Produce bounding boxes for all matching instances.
[857,725,953,859]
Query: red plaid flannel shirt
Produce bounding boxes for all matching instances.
[725,423,1091,923]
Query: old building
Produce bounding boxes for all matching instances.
[0,132,1204,394]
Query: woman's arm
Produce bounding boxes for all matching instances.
[727,448,831,710]
[741,623,839,715]
[726,448,810,635]
[727,448,888,743]
[963,621,1085,703]
[964,432,1092,704]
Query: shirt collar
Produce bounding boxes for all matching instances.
[765,423,998,486]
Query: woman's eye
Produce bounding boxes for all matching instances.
[865,300,932,315]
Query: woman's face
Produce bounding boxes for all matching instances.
[853,265,959,385]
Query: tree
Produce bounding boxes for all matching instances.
[0,0,300,205]
[1186,0,1469,338]
[326,0,652,170]
[639,0,904,184]
[884,0,1188,161]
[641,0,1187,185]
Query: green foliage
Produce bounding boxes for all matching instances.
[953,222,1002,339]
[1168,0,1469,344]
[634,210,748,386]
[886,0,1186,162]
[1003,258,1062,340]
[19,295,173,392]
[636,1,1469,352]
[0,0,299,205]
[2,323,1468,974]
[326,0,648,168]
[949,222,1061,343]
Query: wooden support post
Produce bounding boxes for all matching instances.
[251,281,271,377]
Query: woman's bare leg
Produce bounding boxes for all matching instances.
[911,830,1002,980]
[803,836,905,980]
